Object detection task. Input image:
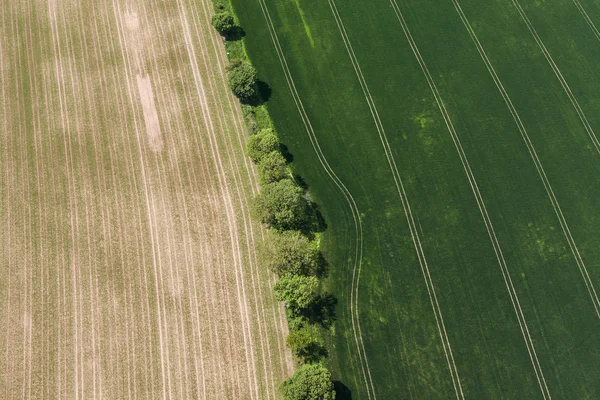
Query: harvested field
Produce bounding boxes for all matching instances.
[0,0,292,399]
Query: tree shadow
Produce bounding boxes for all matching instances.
[304,201,327,234]
[242,79,272,106]
[333,381,352,400]
[300,342,329,364]
[303,293,337,328]
[225,26,246,41]
[314,252,329,278]
[281,144,295,164]
[257,79,272,102]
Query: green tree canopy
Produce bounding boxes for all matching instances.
[280,364,336,400]
[246,128,280,162]
[258,151,288,184]
[252,179,308,231]
[263,230,321,276]
[286,325,326,363]
[227,59,257,100]
[211,12,235,36]
[274,274,319,312]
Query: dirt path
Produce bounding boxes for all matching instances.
[0,0,291,398]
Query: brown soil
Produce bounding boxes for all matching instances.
[0,0,292,398]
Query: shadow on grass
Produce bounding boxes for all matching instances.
[242,79,272,106]
[225,26,245,41]
[282,144,295,164]
[333,381,352,400]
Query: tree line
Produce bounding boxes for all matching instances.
[212,3,339,399]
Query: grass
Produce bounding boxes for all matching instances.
[230,0,600,398]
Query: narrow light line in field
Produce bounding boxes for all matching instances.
[255,1,374,398]
[47,1,85,397]
[454,0,600,320]
[572,0,600,43]
[176,1,263,398]
[21,2,40,396]
[98,2,160,396]
[509,0,600,154]
[328,1,466,398]
[141,2,210,397]
[137,5,193,397]
[391,1,553,398]
[164,10,234,396]
[196,0,286,390]
[111,3,171,398]
[188,0,281,395]
[0,1,12,397]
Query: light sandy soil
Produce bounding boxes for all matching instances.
[0,0,293,398]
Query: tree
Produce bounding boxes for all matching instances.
[252,179,308,230]
[258,151,288,184]
[274,274,319,312]
[228,59,257,100]
[280,364,336,400]
[246,128,280,162]
[211,12,235,36]
[286,325,327,363]
[263,230,322,276]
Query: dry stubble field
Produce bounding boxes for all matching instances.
[0,0,293,398]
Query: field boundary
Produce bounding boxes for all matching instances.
[251,0,374,398]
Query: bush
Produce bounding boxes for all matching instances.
[287,325,327,363]
[246,128,280,162]
[274,274,319,312]
[263,231,322,276]
[211,12,235,36]
[258,151,288,184]
[252,179,308,230]
[228,59,257,100]
[280,364,336,400]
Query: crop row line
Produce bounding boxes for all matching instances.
[454,0,600,391]
[391,0,554,398]
[511,0,600,155]
[457,0,600,320]
[573,0,600,42]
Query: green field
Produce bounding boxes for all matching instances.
[230,0,600,398]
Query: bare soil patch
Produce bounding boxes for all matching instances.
[136,74,163,152]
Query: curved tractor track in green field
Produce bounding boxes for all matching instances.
[253,1,376,398]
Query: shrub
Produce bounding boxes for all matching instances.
[280,364,336,400]
[258,151,288,184]
[263,231,322,276]
[252,179,308,230]
[246,128,280,162]
[286,325,327,363]
[211,12,235,36]
[228,59,257,100]
[274,274,319,312]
